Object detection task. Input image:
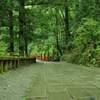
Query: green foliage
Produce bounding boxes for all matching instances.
[46,94,49,99]
[1,0,100,69]
[74,18,100,52]
[28,86,31,89]
[24,97,26,100]
[60,53,80,64]
[60,54,67,61]
[0,41,8,56]
[31,46,39,55]
[66,41,75,50]
[28,42,36,54]
[90,58,96,64]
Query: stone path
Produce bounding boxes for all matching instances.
[0,61,42,100]
[25,60,100,100]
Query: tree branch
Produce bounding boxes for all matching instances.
[25,2,61,6]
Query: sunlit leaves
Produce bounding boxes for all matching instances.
[74,17,100,52]
[0,41,8,56]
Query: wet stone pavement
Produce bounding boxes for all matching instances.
[26,60,100,100]
[0,60,100,100]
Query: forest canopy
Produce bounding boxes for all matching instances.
[1,0,100,67]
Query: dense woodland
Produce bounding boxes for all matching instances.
[0,0,100,67]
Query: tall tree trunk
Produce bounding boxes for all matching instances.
[24,12,28,57]
[74,0,79,29]
[19,0,25,56]
[25,37,28,57]
[58,45,62,55]
[95,0,100,21]
[65,6,70,46]
[9,10,14,56]
[24,23,28,57]
[24,24,28,57]
[56,15,58,57]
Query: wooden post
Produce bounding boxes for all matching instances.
[4,61,8,72]
[41,54,42,60]
[18,57,19,68]
[44,54,45,61]
[0,57,36,74]
[14,60,16,69]
[12,60,14,69]
[47,55,49,61]
[34,57,36,63]
[9,60,12,70]
[0,61,3,74]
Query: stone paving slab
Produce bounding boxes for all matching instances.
[47,75,57,79]
[56,75,67,78]
[89,92,100,99]
[67,88,92,98]
[95,85,100,88]
[48,84,65,92]
[74,98,98,100]
[25,60,100,100]
[48,83,62,85]
[47,77,58,80]
[80,85,97,88]
[63,83,80,88]
[48,92,72,100]
[80,77,96,81]
[72,80,88,84]
[60,80,73,83]
[76,83,93,86]
[58,77,70,80]
[32,81,46,87]
[26,87,46,99]
[84,88,100,92]
[90,81,100,85]
[27,98,47,100]
[35,78,46,81]
[47,79,60,83]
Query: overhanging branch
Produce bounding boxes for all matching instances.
[25,2,62,6]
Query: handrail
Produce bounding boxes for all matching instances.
[33,55,49,61]
[0,56,36,74]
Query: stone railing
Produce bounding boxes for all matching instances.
[0,56,36,74]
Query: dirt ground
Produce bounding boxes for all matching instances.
[0,62,42,100]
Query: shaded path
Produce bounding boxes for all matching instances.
[0,60,100,100]
[0,61,42,100]
[26,60,100,100]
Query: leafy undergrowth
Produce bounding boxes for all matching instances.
[60,18,100,68]
[61,45,100,68]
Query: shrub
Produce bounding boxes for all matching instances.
[73,18,100,52]
[0,41,8,56]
